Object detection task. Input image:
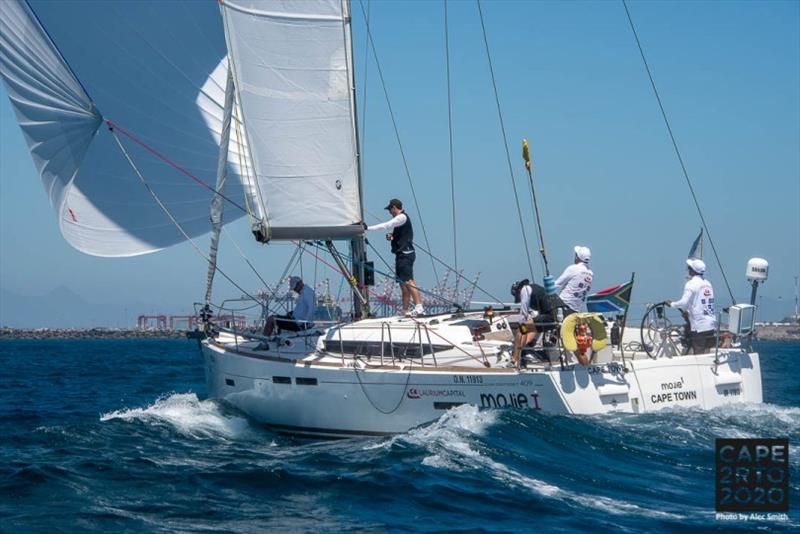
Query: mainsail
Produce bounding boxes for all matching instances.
[0,0,249,256]
[219,0,363,240]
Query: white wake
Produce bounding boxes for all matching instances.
[100,393,253,440]
[397,405,683,519]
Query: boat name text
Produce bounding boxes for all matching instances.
[480,392,541,410]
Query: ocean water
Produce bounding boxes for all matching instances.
[0,339,797,532]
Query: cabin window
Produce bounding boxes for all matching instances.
[296,377,318,386]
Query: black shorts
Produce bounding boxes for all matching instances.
[274,314,311,332]
[395,251,415,282]
[691,329,716,355]
[554,295,578,317]
[533,313,556,331]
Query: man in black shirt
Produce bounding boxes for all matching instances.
[510,279,556,367]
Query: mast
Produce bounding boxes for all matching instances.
[205,66,235,305]
[344,0,370,318]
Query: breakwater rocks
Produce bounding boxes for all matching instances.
[0,328,188,340]
[754,324,800,342]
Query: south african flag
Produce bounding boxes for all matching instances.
[586,281,634,314]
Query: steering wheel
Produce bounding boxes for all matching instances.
[640,301,691,359]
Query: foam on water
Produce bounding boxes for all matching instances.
[3,338,797,531]
[100,393,253,440]
[397,405,683,520]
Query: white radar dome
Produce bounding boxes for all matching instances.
[746,258,769,282]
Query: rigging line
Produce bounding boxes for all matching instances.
[313,241,319,290]
[352,353,414,415]
[621,0,735,303]
[271,245,302,314]
[356,0,440,285]
[105,120,249,216]
[363,207,504,305]
[406,315,490,367]
[306,240,460,308]
[335,274,346,303]
[444,0,458,278]
[324,241,459,308]
[108,124,260,305]
[221,226,288,311]
[365,239,395,275]
[410,240,505,306]
[476,0,535,282]
[524,143,549,274]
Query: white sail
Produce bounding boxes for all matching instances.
[0,0,101,220]
[220,0,363,240]
[0,0,248,256]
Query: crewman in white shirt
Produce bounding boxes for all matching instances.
[264,276,316,335]
[666,258,717,354]
[554,246,594,315]
[366,198,424,316]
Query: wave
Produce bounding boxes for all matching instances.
[392,405,683,520]
[100,393,255,441]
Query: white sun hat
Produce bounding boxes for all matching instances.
[686,258,706,274]
[574,245,591,263]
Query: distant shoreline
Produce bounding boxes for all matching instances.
[0,328,188,340]
[753,324,800,342]
[1,325,798,342]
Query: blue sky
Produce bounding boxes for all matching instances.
[1,0,798,326]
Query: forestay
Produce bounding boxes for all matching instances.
[219,0,363,241]
[0,0,249,257]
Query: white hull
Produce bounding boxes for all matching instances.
[199,312,762,438]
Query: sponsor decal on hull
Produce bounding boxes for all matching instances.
[406,388,467,400]
[650,377,698,404]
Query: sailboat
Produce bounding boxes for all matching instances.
[1,0,766,438]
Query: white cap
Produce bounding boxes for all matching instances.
[289,276,302,288]
[686,258,706,274]
[574,245,591,263]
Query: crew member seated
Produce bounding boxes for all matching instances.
[510,278,555,367]
[264,276,316,336]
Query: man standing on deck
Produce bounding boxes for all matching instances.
[366,199,424,316]
[666,259,717,354]
[554,246,594,315]
[264,276,316,335]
